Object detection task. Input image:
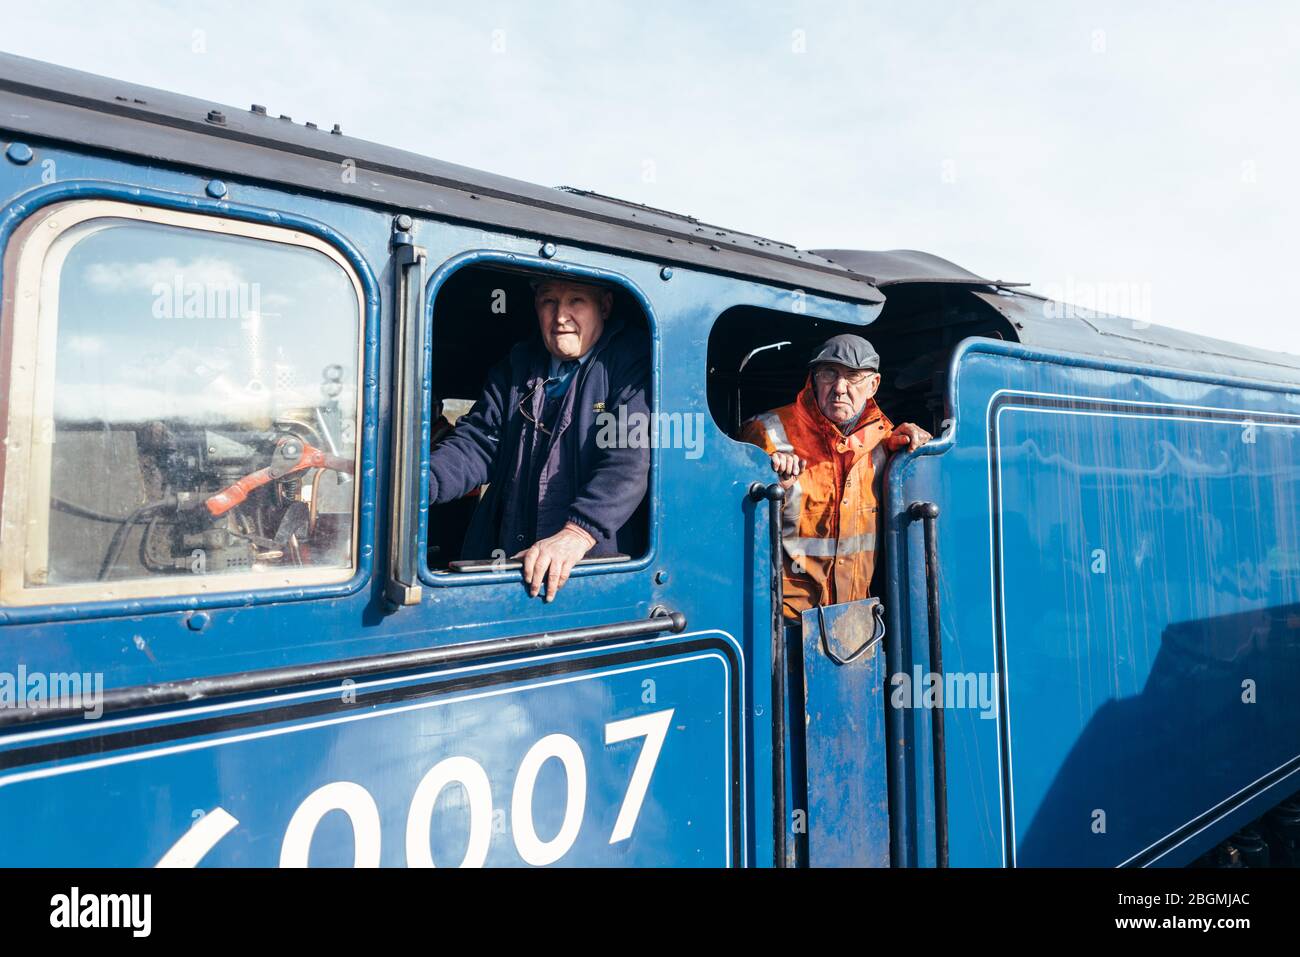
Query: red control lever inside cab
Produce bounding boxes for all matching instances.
[205,438,354,517]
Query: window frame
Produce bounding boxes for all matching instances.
[417,250,660,589]
[0,186,379,621]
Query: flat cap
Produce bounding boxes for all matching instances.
[807,333,880,372]
[529,274,612,294]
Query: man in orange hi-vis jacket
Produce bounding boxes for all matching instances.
[741,334,931,620]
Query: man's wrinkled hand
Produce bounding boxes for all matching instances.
[770,451,805,488]
[887,422,932,452]
[513,523,596,602]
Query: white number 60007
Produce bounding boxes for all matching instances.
[158,708,676,868]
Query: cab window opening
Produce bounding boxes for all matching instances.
[426,264,652,575]
[706,291,1012,610]
[706,288,1015,442]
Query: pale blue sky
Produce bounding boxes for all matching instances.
[3,1,1297,351]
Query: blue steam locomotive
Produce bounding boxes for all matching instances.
[0,52,1296,867]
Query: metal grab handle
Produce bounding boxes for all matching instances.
[816,600,886,665]
[386,219,428,609]
[908,500,949,868]
[750,481,788,868]
[0,608,688,730]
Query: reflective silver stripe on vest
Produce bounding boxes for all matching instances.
[755,412,804,549]
[786,532,876,559]
[757,413,794,454]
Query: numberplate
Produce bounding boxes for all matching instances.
[0,632,742,867]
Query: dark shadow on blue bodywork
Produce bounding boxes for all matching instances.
[1019,601,1300,866]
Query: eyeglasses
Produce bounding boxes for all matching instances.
[518,376,561,435]
[813,367,874,386]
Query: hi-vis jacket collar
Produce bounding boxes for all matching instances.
[797,375,885,443]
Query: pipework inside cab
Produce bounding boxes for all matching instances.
[425,264,652,570]
[706,283,1018,441]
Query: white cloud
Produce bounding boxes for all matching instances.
[64,335,103,354]
[82,255,245,294]
[53,375,359,425]
[4,1,1297,353]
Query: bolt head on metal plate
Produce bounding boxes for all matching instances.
[5,142,34,165]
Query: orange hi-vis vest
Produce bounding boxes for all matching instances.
[741,380,895,620]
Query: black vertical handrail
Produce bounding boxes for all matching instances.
[751,481,788,867]
[908,500,949,868]
[386,217,427,608]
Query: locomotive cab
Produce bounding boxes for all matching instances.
[707,251,1024,446]
[705,257,1023,866]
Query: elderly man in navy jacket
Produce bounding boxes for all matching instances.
[429,277,651,601]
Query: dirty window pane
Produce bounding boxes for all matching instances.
[27,218,360,589]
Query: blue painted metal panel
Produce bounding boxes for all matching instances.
[0,632,740,866]
[885,339,1300,867]
[798,600,890,867]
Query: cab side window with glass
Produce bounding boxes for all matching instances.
[0,201,365,606]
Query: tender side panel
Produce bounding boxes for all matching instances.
[992,392,1300,866]
[890,345,1300,866]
